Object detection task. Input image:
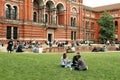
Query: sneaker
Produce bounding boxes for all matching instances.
[86,66,88,70]
[70,68,72,71]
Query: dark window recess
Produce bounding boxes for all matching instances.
[7,27,11,39]
[13,27,18,39]
[12,6,17,20]
[6,5,11,19]
[33,12,37,22]
[71,31,76,40]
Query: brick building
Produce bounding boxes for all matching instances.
[0,0,120,43]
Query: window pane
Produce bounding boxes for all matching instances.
[71,17,73,26]
[13,27,18,39]
[73,18,76,27]
[45,14,48,23]
[33,12,37,22]
[7,27,11,39]
[71,31,73,40]
[6,5,11,19]
[74,32,76,40]
[13,6,17,20]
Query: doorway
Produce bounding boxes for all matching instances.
[48,33,52,42]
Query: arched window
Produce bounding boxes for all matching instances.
[6,5,11,19]
[12,6,17,20]
[33,12,37,22]
[72,7,77,14]
[71,17,76,27]
[73,18,76,27]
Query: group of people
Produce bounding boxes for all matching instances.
[32,46,43,53]
[61,52,88,71]
[92,46,107,52]
[7,39,24,53]
[66,46,75,53]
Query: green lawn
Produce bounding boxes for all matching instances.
[0,52,120,80]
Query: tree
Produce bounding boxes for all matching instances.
[97,12,116,42]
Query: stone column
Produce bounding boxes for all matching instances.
[52,8,57,24]
[40,5,46,23]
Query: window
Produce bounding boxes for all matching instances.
[111,14,118,17]
[115,21,118,30]
[12,6,17,20]
[86,21,89,31]
[86,12,90,17]
[6,26,18,39]
[13,27,18,39]
[71,17,73,26]
[71,31,76,40]
[73,18,76,27]
[71,17,76,27]
[115,21,118,27]
[72,8,77,14]
[6,5,11,19]
[33,12,37,22]
[7,27,11,39]
[45,14,48,23]
[86,33,89,40]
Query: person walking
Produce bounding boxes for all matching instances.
[7,39,13,53]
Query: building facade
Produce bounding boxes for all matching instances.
[0,0,120,43]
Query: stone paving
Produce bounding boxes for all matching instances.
[0,45,7,52]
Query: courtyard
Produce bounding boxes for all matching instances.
[0,52,120,80]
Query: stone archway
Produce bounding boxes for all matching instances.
[33,0,44,23]
[56,3,65,25]
[45,1,55,24]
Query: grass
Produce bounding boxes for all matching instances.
[0,52,120,80]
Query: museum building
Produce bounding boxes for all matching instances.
[0,0,120,43]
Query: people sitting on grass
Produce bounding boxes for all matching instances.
[38,46,43,53]
[92,46,98,52]
[16,44,24,52]
[61,53,72,70]
[92,46,107,52]
[72,52,81,66]
[32,46,37,53]
[61,52,88,71]
[99,46,107,52]
[66,46,72,53]
[73,53,88,71]
[71,46,75,53]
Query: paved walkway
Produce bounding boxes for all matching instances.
[0,45,7,52]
